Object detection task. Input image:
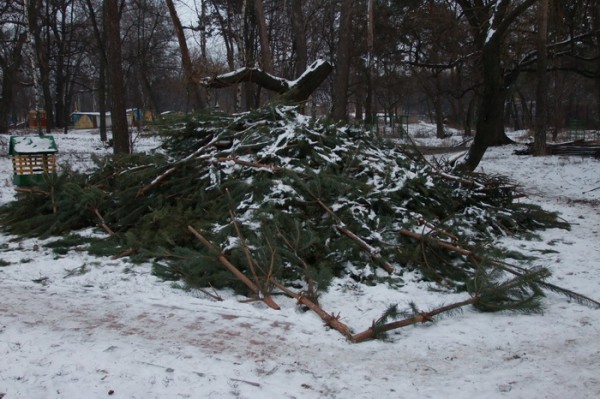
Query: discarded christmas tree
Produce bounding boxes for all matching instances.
[2,105,593,339]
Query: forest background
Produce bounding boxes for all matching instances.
[1,0,599,167]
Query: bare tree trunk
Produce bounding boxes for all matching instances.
[98,49,108,142]
[0,33,27,134]
[364,0,375,125]
[462,43,513,171]
[593,2,600,123]
[165,0,205,111]
[534,0,549,155]
[290,0,307,76]
[456,0,538,171]
[105,0,130,154]
[254,0,273,74]
[331,0,354,122]
[28,0,55,132]
[83,0,108,141]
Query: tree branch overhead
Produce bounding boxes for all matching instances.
[199,59,333,104]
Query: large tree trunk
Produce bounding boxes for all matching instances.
[364,0,375,125]
[83,0,108,141]
[290,0,307,76]
[456,0,539,171]
[98,53,108,142]
[593,2,600,122]
[0,32,27,133]
[28,0,55,132]
[331,0,354,122]
[254,0,273,74]
[462,45,513,171]
[533,0,549,156]
[105,0,130,154]
[165,0,205,111]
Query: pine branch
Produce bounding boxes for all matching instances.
[314,198,395,274]
[92,207,114,235]
[535,281,600,309]
[187,225,280,310]
[195,285,224,302]
[270,277,354,340]
[215,156,282,171]
[111,247,138,260]
[400,228,600,309]
[351,298,477,343]
[229,208,262,290]
[471,268,549,313]
[275,224,319,303]
[493,260,600,309]
[399,228,472,256]
[137,137,218,196]
[14,187,50,196]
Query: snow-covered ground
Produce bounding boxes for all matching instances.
[0,127,599,399]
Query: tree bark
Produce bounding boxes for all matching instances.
[290,0,307,76]
[331,0,354,122]
[254,0,273,74]
[0,32,27,134]
[83,0,108,141]
[105,0,130,154]
[533,0,549,156]
[165,0,205,111]
[462,43,513,170]
[364,0,375,125]
[27,0,55,132]
[456,0,539,171]
[201,60,333,105]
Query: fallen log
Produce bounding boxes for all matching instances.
[516,140,600,157]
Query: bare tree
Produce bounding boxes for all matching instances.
[0,4,28,133]
[331,0,354,122]
[105,0,130,154]
[533,0,549,156]
[455,0,539,171]
[83,0,109,141]
[254,0,272,73]
[289,0,307,76]
[165,0,205,111]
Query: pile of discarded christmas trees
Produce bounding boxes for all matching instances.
[2,105,597,342]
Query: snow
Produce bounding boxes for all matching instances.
[10,136,57,154]
[1,127,599,398]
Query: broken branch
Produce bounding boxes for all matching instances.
[270,277,354,340]
[188,225,280,310]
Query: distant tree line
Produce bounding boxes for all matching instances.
[0,0,598,167]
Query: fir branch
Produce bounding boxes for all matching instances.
[215,157,283,172]
[187,225,280,310]
[313,197,395,274]
[111,247,138,260]
[400,228,599,309]
[534,281,600,309]
[137,137,219,196]
[351,298,477,343]
[195,285,224,302]
[275,224,319,302]
[269,277,354,340]
[92,207,114,235]
[489,259,600,309]
[228,208,262,291]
